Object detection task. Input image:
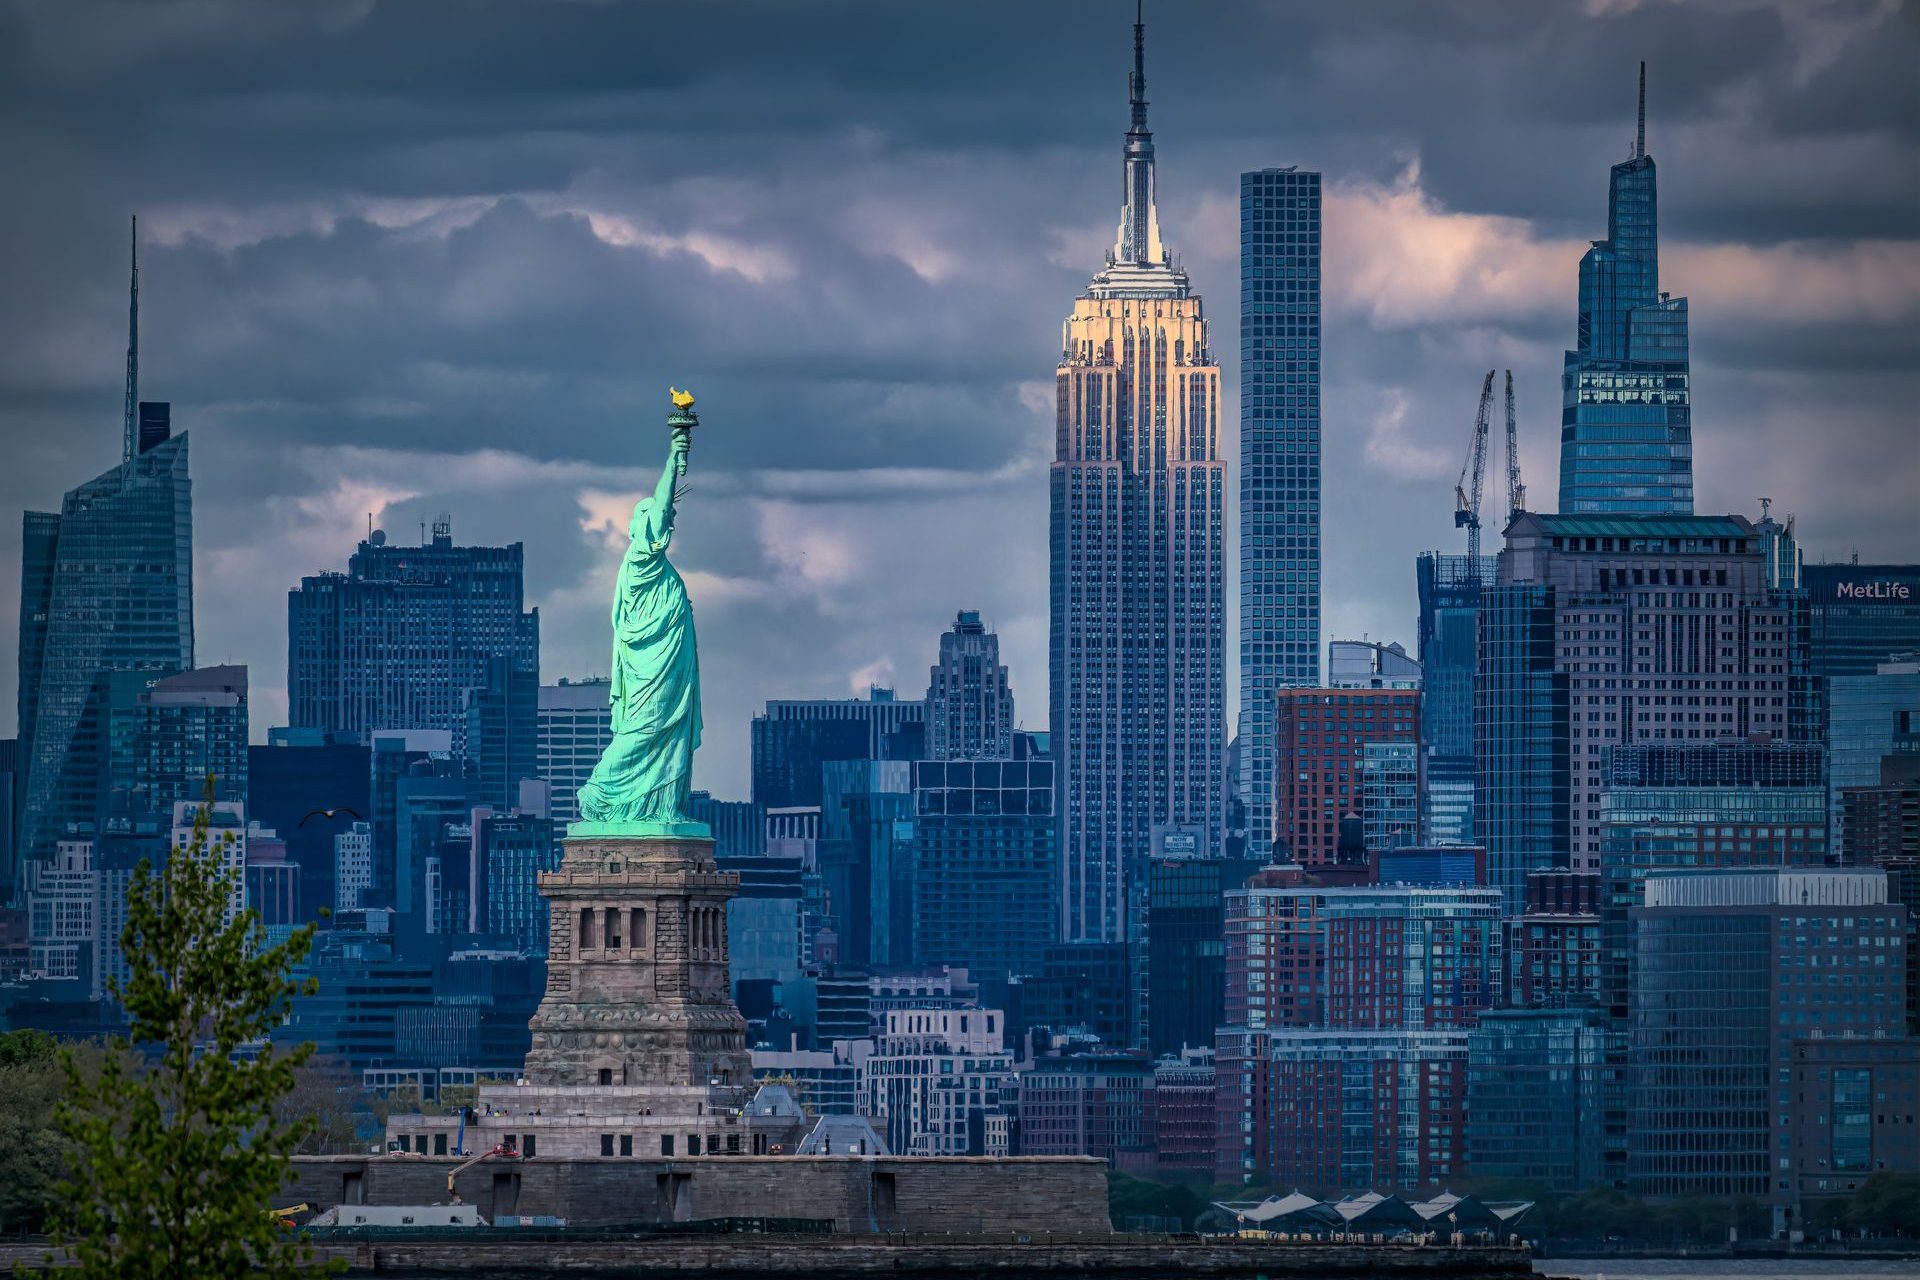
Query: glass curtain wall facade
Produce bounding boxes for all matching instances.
[1053,10,1224,953]
[1827,659,1920,854]
[1803,564,1920,678]
[1361,741,1421,850]
[1238,167,1323,855]
[1145,853,1261,1059]
[17,434,194,882]
[1559,72,1692,514]
[1417,553,1494,845]
[1598,740,1828,1020]
[1628,869,1905,1205]
[475,811,559,955]
[911,757,1057,980]
[104,665,249,815]
[749,691,924,810]
[1476,583,1570,912]
[1467,1007,1627,1192]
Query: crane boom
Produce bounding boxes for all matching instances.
[1503,370,1526,524]
[447,1141,518,1204]
[1454,370,1496,566]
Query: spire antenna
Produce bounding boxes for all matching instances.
[123,214,139,467]
[1635,61,1647,160]
[1130,0,1148,135]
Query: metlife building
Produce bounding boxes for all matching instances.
[1803,563,1920,679]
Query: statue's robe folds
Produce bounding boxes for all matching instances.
[576,497,701,825]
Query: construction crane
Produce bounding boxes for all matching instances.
[1503,370,1527,523]
[1453,370,1496,565]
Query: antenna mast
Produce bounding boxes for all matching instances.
[122,215,139,472]
[1635,61,1647,160]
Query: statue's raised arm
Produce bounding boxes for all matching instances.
[572,388,707,838]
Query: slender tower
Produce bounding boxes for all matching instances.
[1051,3,1225,978]
[1558,63,1692,513]
[122,216,139,476]
[1238,159,1324,854]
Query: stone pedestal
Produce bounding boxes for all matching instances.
[524,834,751,1090]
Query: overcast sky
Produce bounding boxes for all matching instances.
[2,0,1915,798]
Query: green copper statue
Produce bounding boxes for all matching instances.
[572,389,708,839]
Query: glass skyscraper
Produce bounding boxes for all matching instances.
[1628,869,1905,1206]
[912,757,1056,981]
[1052,10,1224,947]
[1239,166,1322,854]
[1559,68,1693,514]
[102,665,249,816]
[1827,656,1920,852]
[16,428,193,885]
[749,688,924,810]
[1475,581,1569,912]
[1802,563,1920,679]
[1416,552,1494,845]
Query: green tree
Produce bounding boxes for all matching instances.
[1107,1170,1207,1231]
[0,1028,58,1068]
[0,1030,71,1235]
[52,786,342,1277]
[1845,1171,1920,1237]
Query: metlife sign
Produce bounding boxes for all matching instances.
[1804,563,1920,678]
[1807,564,1920,605]
[1834,580,1914,601]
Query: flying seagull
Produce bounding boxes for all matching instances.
[298,807,363,827]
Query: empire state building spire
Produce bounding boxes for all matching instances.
[1054,0,1223,974]
[1113,0,1165,269]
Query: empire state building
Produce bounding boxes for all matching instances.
[1051,7,1225,950]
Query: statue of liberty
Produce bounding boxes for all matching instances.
[573,389,707,836]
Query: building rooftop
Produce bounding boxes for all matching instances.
[1519,513,1754,540]
[1642,867,1890,909]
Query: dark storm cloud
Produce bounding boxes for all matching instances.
[1,0,1915,795]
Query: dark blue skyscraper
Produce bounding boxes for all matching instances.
[16,232,192,885]
[248,728,370,917]
[1416,553,1494,845]
[1475,581,1569,911]
[913,757,1057,980]
[1802,563,1920,679]
[286,517,538,751]
[1239,167,1322,853]
[911,612,1056,981]
[1559,66,1692,514]
[749,688,924,810]
[18,431,194,881]
[102,665,248,815]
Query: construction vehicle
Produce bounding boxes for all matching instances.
[447,1141,519,1205]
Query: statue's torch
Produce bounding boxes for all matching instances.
[667,387,697,477]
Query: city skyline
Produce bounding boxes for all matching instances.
[3,2,1918,798]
